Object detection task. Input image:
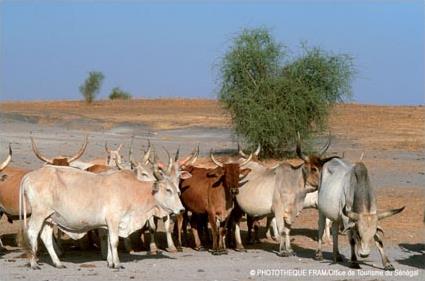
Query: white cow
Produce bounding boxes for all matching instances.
[19,161,187,269]
[315,158,404,270]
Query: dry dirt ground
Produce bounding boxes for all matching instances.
[0,100,424,281]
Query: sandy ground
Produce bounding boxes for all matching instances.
[0,101,424,280]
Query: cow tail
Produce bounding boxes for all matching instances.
[18,175,31,253]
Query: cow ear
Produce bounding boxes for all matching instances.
[240,168,251,177]
[180,170,192,180]
[207,168,222,178]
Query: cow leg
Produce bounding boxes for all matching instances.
[348,229,361,269]
[0,212,4,251]
[39,224,65,268]
[147,217,158,255]
[246,215,255,245]
[218,220,228,254]
[314,212,326,260]
[190,214,203,251]
[374,233,394,271]
[26,214,47,269]
[208,214,219,254]
[106,222,123,269]
[55,228,64,256]
[266,216,278,241]
[123,238,134,254]
[230,206,245,251]
[323,218,332,244]
[164,215,177,253]
[332,221,343,263]
[275,215,293,257]
[175,213,184,251]
[98,229,108,260]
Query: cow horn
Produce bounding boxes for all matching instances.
[0,144,12,171]
[67,135,88,163]
[189,144,199,165]
[180,144,199,166]
[319,132,331,157]
[320,155,341,165]
[105,142,111,153]
[378,206,405,221]
[162,146,173,174]
[359,152,365,161]
[175,146,180,162]
[296,132,308,162]
[152,152,163,180]
[129,137,134,162]
[239,153,253,167]
[142,140,152,165]
[343,207,359,221]
[210,149,223,167]
[114,158,125,170]
[117,144,123,152]
[31,136,53,164]
[254,144,261,156]
[238,142,248,158]
[128,137,140,168]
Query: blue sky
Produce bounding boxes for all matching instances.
[0,1,423,104]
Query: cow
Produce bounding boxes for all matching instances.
[230,136,340,255]
[114,144,196,254]
[175,150,252,254]
[147,145,198,253]
[314,158,405,270]
[19,153,186,269]
[237,145,332,244]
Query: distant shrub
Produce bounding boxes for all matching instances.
[217,28,355,158]
[79,71,104,104]
[109,87,132,100]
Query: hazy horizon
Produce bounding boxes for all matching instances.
[1,1,424,105]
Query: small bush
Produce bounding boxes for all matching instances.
[79,71,104,104]
[109,87,132,100]
[217,28,354,158]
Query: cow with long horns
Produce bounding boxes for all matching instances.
[315,157,404,270]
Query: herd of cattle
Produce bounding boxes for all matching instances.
[0,135,405,271]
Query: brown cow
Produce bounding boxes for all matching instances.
[175,150,252,255]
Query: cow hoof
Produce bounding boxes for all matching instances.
[148,250,158,256]
[30,264,41,270]
[114,265,125,270]
[277,250,294,257]
[209,249,222,255]
[219,249,228,255]
[176,247,183,252]
[384,264,395,271]
[314,252,323,261]
[166,247,178,253]
[195,246,206,252]
[349,262,361,269]
[235,247,247,252]
[55,264,66,269]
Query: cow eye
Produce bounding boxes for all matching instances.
[166,188,172,194]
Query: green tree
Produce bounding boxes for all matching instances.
[79,71,105,104]
[109,87,132,100]
[217,28,354,157]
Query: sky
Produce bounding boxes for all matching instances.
[0,0,423,105]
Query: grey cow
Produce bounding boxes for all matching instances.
[315,158,404,270]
